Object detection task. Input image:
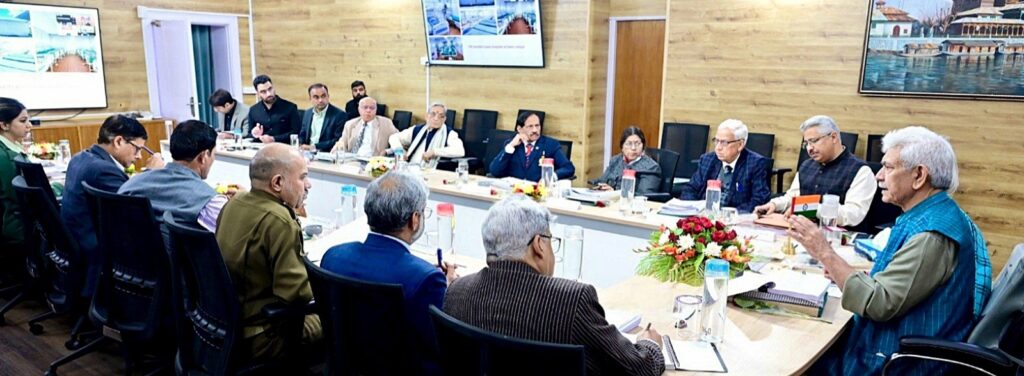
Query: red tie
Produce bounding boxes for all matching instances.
[525,143,534,156]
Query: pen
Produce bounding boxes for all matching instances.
[645,323,652,331]
[436,247,444,268]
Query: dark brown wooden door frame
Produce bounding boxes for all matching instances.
[604,16,667,168]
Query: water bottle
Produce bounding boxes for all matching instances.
[456,159,469,186]
[700,259,730,343]
[562,225,584,281]
[233,128,243,144]
[540,158,558,198]
[57,139,72,163]
[705,180,722,218]
[620,169,636,214]
[335,185,358,228]
[819,194,841,246]
[437,203,455,256]
[393,148,407,171]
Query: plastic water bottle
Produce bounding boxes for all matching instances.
[393,148,407,171]
[437,203,455,256]
[705,180,722,218]
[562,225,584,281]
[619,169,636,214]
[57,139,72,163]
[456,159,469,186]
[336,185,358,228]
[700,259,730,343]
[819,194,841,246]
[540,158,559,199]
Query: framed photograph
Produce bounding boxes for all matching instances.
[858,0,1024,100]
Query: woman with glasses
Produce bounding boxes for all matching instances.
[592,126,662,195]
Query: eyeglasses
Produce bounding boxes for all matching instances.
[622,141,643,149]
[537,233,563,253]
[711,138,742,147]
[126,140,155,156]
[429,112,446,118]
[421,207,434,219]
[801,132,834,149]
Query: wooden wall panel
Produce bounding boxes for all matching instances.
[611,0,667,17]
[24,0,251,118]
[663,0,1024,272]
[251,0,602,181]
[588,0,611,181]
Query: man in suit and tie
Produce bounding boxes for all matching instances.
[298,83,345,153]
[444,196,665,376]
[332,96,398,157]
[248,74,301,144]
[62,115,165,296]
[680,119,771,212]
[320,171,458,375]
[209,89,249,135]
[488,111,575,181]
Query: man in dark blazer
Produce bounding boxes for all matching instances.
[248,74,301,144]
[298,83,345,152]
[444,196,665,376]
[680,119,771,213]
[62,115,165,296]
[320,171,457,375]
[488,111,575,181]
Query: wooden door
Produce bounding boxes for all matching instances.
[611,20,665,156]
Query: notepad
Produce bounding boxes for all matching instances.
[605,310,642,334]
[662,337,727,372]
[657,198,702,217]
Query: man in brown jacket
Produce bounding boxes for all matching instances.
[216,143,319,362]
[332,96,398,157]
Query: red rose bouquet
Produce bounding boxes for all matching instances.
[635,216,753,286]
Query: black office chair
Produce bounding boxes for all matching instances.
[164,213,302,375]
[445,109,456,129]
[482,129,516,176]
[883,244,1024,376]
[847,162,901,235]
[14,155,59,207]
[429,305,586,376]
[517,109,545,132]
[12,177,100,374]
[68,182,176,375]
[461,109,499,173]
[746,133,783,194]
[557,138,573,162]
[644,147,680,203]
[303,258,422,375]
[0,175,42,326]
[660,122,710,196]
[866,134,884,163]
[392,110,413,131]
[376,103,388,118]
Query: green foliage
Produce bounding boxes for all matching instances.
[635,252,704,286]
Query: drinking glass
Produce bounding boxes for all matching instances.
[290,134,300,148]
[673,294,703,340]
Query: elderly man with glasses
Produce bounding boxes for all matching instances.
[321,171,458,375]
[680,119,771,212]
[387,102,465,164]
[443,195,666,376]
[788,126,991,375]
[754,115,875,227]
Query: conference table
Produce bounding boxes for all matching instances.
[200,144,871,375]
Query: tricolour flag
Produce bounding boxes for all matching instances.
[791,195,821,219]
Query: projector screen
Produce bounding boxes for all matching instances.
[0,3,107,110]
[421,0,544,68]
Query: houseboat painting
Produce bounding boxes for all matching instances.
[860,0,1024,99]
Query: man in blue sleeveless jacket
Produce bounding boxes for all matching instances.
[788,126,992,375]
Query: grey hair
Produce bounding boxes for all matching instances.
[364,171,429,233]
[428,102,447,113]
[799,115,841,134]
[717,119,749,141]
[482,195,554,261]
[358,96,377,108]
[881,126,959,193]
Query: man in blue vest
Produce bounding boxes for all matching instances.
[388,102,465,164]
[754,115,876,227]
[489,111,575,182]
[119,120,233,233]
[788,126,992,375]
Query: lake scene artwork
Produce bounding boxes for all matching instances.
[860,0,1024,98]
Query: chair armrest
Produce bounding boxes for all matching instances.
[772,168,792,194]
[645,193,672,203]
[891,336,1017,373]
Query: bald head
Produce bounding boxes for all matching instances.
[358,96,378,122]
[250,144,299,183]
[248,144,311,208]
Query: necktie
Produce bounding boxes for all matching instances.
[524,143,534,167]
[720,165,734,205]
[354,121,369,152]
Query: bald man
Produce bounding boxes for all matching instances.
[332,96,398,157]
[215,144,318,363]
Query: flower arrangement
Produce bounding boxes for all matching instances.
[27,142,57,160]
[512,182,548,202]
[635,216,754,286]
[366,157,393,178]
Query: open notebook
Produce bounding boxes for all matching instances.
[662,337,727,372]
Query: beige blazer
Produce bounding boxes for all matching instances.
[332,116,398,156]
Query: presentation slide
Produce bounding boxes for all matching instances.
[421,0,544,68]
[0,4,107,110]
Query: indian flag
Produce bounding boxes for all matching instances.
[791,195,821,219]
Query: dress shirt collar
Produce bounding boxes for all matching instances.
[722,158,737,171]
[368,231,412,253]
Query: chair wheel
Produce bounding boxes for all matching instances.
[44,370,57,376]
[64,338,81,350]
[29,323,44,335]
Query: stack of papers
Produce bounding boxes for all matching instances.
[730,270,832,317]
[605,310,642,333]
[658,199,702,217]
[565,188,618,204]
